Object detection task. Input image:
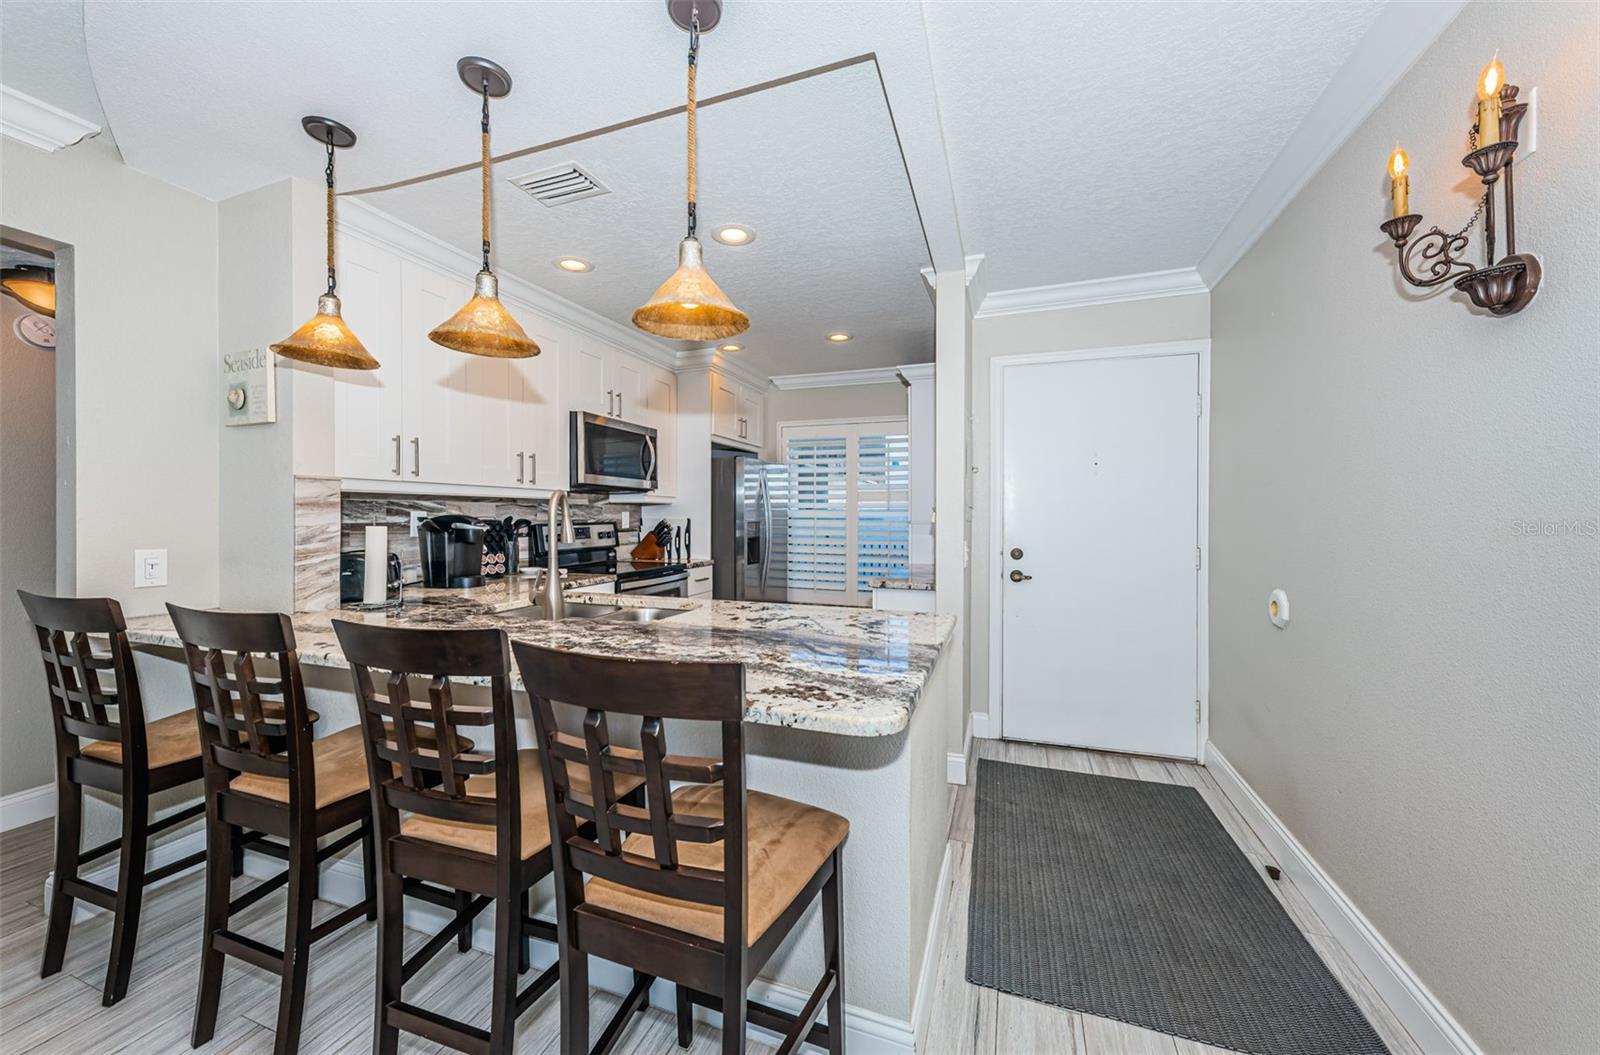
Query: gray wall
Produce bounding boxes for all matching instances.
[1208,3,1599,1051]
[970,294,1211,732]
[1,136,220,618]
[762,380,908,459]
[0,294,57,794]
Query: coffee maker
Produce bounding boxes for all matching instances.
[418,515,486,588]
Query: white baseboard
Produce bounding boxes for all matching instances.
[969,711,994,740]
[1,783,55,832]
[910,842,955,1051]
[946,715,976,786]
[1205,743,1481,1055]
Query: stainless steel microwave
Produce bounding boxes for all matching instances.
[569,411,658,493]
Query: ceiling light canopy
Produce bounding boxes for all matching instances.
[271,117,378,370]
[429,57,540,359]
[633,1,749,344]
[0,266,56,317]
[713,224,755,246]
[826,331,852,343]
[554,257,594,273]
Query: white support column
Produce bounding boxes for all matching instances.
[933,267,974,765]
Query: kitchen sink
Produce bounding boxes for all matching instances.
[598,606,684,623]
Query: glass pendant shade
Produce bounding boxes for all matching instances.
[272,293,379,370]
[1,267,56,316]
[429,270,539,358]
[632,238,750,341]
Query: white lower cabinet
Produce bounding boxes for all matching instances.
[688,564,714,598]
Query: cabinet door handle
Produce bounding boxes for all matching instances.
[392,435,402,475]
[529,452,536,485]
[617,392,624,418]
[606,390,614,416]
[517,451,525,484]
[411,437,420,476]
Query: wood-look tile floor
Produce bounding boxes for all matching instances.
[0,741,1422,1054]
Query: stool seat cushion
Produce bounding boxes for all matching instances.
[230,725,369,809]
[583,785,848,943]
[80,710,202,770]
[400,749,642,860]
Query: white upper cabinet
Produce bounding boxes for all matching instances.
[333,231,675,497]
[332,237,405,480]
[709,368,765,450]
[399,261,477,485]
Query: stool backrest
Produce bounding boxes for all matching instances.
[333,621,513,854]
[17,591,146,766]
[166,605,314,802]
[510,640,749,946]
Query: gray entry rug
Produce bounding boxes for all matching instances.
[966,760,1388,1055]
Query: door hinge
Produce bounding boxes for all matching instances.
[1195,547,1202,570]
[1197,391,1203,417]
[1195,699,1202,723]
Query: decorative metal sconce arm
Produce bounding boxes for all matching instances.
[1381,216,1476,287]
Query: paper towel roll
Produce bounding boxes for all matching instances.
[363,525,388,605]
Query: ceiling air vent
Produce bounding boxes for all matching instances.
[507,163,610,207]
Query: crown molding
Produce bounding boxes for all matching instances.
[1196,0,1467,287]
[896,363,935,384]
[0,85,100,152]
[769,365,921,391]
[674,348,773,391]
[336,196,679,372]
[975,267,1207,318]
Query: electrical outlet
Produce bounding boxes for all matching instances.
[134,548,168,588]
[410,512,426,537]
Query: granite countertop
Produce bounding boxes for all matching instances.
[126,587,953,738]
[867,564,935,592]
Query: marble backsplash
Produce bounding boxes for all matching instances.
[340,490,648,582]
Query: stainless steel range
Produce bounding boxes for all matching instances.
[529,521,689,597]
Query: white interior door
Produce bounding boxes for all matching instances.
[1000,352,1200,758]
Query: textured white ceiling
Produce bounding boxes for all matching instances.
[365,62,931,378]
[922,0,1387,291]
[0,0,109,135]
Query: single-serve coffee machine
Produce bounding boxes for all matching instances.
[418,515,486,588]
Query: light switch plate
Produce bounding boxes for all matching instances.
[410,512,426,538]
[134,549,168,588]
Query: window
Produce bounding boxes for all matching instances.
[781,418,910,606]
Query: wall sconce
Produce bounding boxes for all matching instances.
[1378,58,1540,316]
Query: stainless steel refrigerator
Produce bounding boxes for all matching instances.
[711,453,787,602]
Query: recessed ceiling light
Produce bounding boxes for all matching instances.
[718,343,743,352]
[826,331,852,343]
[553,257,593,273]
[713,224,756,246]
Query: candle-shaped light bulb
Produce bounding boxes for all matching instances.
[1388,146,1409,218]
[1476,53,1504,146]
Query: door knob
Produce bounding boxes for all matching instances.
[1010,547,1024,560]
[1010,570,1032,583]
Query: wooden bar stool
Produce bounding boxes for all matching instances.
[334,621,644,1055]
[167,604,377,1055]
[17,590,208,1006]
[512,641,850,1055]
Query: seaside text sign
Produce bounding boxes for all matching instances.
[222,347,277,426]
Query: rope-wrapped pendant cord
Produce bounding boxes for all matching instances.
[480,84,492,272]
[324,137,337,295]
[686,21,698,238]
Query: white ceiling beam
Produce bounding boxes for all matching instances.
[769,365,922,390]
[1195,0,1468,287]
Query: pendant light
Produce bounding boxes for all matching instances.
[1,265,55,317]
[271,117,379,370]
[428,57,539,359]
[632,0,749,342]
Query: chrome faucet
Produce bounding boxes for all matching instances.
[545,490,577,619]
